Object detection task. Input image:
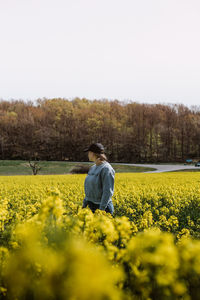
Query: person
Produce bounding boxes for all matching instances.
[82,143,115,215]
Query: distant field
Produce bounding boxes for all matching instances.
[0,160,156,175]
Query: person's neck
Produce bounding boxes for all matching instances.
[95,159,105,166]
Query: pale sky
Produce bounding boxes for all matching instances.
[0,0,200,107]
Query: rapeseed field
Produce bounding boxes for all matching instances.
[0,173,200,299]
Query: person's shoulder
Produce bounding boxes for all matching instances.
[102,162,115,174]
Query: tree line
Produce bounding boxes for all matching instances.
[0,98,200,163]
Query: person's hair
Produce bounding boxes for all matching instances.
[94,152,108,162]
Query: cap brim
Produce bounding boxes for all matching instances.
[83,148,89,152]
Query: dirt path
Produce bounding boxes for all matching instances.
[113,163,199,173]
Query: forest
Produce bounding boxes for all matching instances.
[0,98,200,163]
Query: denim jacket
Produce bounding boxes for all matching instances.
[83,161,115,210]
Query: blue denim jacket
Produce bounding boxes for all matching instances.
[83,161,115,211]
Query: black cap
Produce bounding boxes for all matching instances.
[83,143,105,154]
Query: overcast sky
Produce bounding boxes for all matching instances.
[0,0,200,107]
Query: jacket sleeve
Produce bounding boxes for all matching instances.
[99,167,115,210]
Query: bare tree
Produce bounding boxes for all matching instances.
[26,160,41,175]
